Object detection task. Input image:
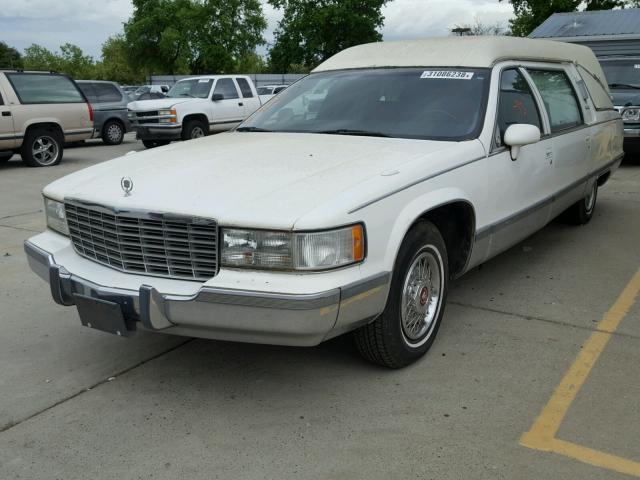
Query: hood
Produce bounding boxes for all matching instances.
[611,90,640,108]
[43,132,480,229]
[127,98,194,111]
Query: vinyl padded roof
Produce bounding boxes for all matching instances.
[530,8,640,39]
[313,36,604,79]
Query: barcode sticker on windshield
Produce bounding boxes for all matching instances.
[198,79,209,83]
[420,70,474,80]
[635,64,640,69]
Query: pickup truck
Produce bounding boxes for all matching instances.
[127,75,262,148]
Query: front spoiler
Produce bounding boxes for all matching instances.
[25,241,389,346]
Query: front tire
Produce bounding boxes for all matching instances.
[563,180,597,225]
[20,128,63,167]
[354,221,449,368]
[181,119,208,141]
[102,120,124,145]
[142,139,171,149]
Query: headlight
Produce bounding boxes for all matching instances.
[44,197,69,236]
[221,224,365,271]
[622,107,640,122]
[158,109,177,123]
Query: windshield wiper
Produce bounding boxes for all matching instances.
[317,129,391,138]
[608,83,640,90]
[236,126,273,132]
[179,93,195,97]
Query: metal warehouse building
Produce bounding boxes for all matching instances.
[529,8,640,56]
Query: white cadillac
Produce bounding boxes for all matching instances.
[25,37,623,368]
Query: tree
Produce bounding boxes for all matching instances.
[123,0,266,75]
[501,0,581,37]
[501,0,637,37]
[123,0,196,76]
[23,44,59,72]
[267,0,388,72]
[585,0,626,9]
[234,51,267,73]
[23,43,96,78]
[95,35,145,84]
[451,18,511,36]
[191,0,267,74]
[0,42,23,69]
[57,43,96,79]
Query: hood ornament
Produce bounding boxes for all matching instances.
[121,177,133,197]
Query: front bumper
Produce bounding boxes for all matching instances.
[132,124,182,141]
[25,240,389,346]
[623,127,640,153]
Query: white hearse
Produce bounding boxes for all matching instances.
[26,37,623,368]
[127,75,262,148]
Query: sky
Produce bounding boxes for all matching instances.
[0,0,514,59]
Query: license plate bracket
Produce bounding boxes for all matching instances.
[74,294,134,337]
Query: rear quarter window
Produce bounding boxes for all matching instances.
[7,74,85,104]
[577,65,615,111]
[77,83,98,103]
[93,83,123,103]
[236,78,254,98]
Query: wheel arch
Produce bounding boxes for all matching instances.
[385,192,477,280]
[597,170,611,187]
[22,121,64,142]
[415,200,476,278]
[182,114,209,134]
[101,116,125,135]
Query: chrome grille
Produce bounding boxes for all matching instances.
[129,110,159,124]
[65,202,218,281]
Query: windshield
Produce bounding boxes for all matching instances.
[167,79,214,98]
[239,68,490,140]
[601,60,640,89]
[257,87,273,95]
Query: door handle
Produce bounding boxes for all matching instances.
[1,111,10,117]
[238,102,244,107]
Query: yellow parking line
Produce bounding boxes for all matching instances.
[520,269,640,477]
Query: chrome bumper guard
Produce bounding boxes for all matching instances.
[623,127,640,138]
[25,241,389,346]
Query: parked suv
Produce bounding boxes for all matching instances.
[0,70,93,167]
[77,80,131,145]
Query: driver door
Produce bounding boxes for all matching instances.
[486,67,554,257]
[210,78,244,132]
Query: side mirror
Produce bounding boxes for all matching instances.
[503,124,541,161]
[211,93,224,101]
